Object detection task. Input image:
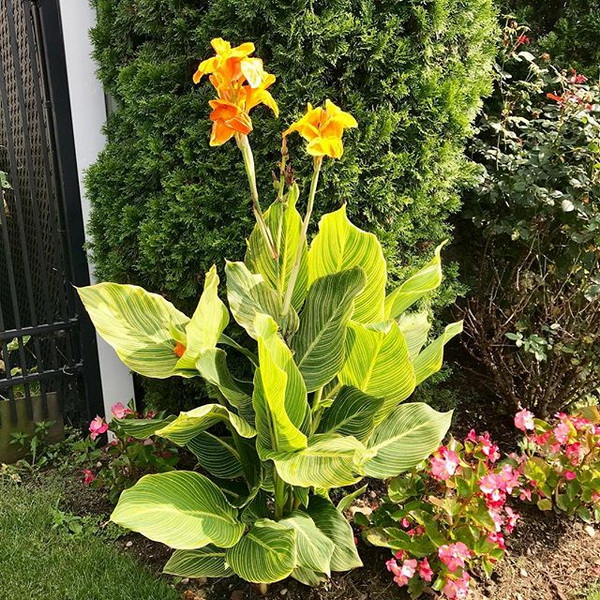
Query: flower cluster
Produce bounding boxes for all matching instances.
[84,403,179,504]
[512,407,600,521]
[367,432,525,599]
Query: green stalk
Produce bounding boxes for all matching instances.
[236,134,278,259]
[273,470,287,519]
[281,156,323,322]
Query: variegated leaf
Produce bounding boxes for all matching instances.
[163,546,233,578]
[412,321,463,385]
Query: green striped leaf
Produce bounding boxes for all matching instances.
[187,432,243,480]
[339,321,415,422]
[246,186,308,311]
[77,283,193,378]
[318,386,383,441]
[163,546,233,578]
[397,311,431,359]
[253,314,308,455]
[292,567,328,586]
[306,496,363,572]
[291,268,366,392]
[195,348,254,422]
[273,434,366,489]
[279,510,335,576]
[336,483,369,513]
[412,321,463,385]
[110,471,244,549]
[308,205,386,324]
[385,242,445,319]
[112,415,175,439]
[364,403,452,479]
[156,404,255,446]
[175,266,229,370]
[225,261,283,340]
[226,519,297,583]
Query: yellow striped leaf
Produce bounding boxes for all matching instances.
[291,268,366,392]
[186,432,243,480]
[339,321,415,422]
[226,519,297,583]
[385,242,446,319]
[308,205,386,324]
[364,403,452,478]
[112,415,175,439]
[397,311,431,359]
[110,471,244,549]
[163,546,233,578]
[77,282,192,378]
[413,321,463,385]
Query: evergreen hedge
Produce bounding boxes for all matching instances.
[87,0,497,408]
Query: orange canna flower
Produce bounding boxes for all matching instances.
[283,99,357,159]
[173,342,186,358]
[194,38,279,146]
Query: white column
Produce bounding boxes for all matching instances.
[57,0,135,418]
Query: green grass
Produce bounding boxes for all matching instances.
[0,479,180,600]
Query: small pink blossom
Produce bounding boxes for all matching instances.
[486,531,505,550]
[438,542,471,572]
[554,422,571,444]
[465,429,478,443]
[443,572,471,599]
[565,442,584,466]
[394,550,405,560]
[514,409,535,432]
[418,557,434,582]
[564,470,577,481]
[83,469,96,486]
[498,464,520,494]
[519,487,532,502]
[504,506,519,534]
[400,559,418,579]
[430,447,461,481]
[489,508,503,532]
[89,416,109,440]
[110,402,132,419]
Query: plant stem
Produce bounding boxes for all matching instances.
[236,134,278,259]
[281,156,323,321]
[273,470,287,519]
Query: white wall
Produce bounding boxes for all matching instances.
[57,0,135,418]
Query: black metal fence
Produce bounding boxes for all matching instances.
[0,0,103,431]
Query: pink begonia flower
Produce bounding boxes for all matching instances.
[565,442,584,466]
[477,431,500,462]
[592,492,600,504]
[443,572,471,599]
[519,487,532,502]
[110,402,132,419]
[466,429,478,443]
[504,506,519,534]
[387,558,416,588]
[489,508,503,532]
[438,542,471,572]
[486,531,505,550]
[564,470,577,481]
[401,559,418,579]
[394,550,405,560]
[400,517,411,529]
[514,409,535,432]
[419,558,434,582]
[146,409,157,419]
[430,447,461,481]
[89,416,109,440]
[553,422,571,444]
[83,469,96,486]
[498,464,520,494]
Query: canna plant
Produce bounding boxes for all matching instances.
[77,39,462,589]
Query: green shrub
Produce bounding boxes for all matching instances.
[458,22,600,416]
[504,0,600,76]
[86,0,497,408]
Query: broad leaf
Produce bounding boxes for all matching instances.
[156,404,255,445]
[112,415,176,439]
[385,242,445,318]
[397,311,431,359]
[279,510,335,575]
[339,321,415,422]
[306,496,363,572]
[318,386,383,441]
[291,268,366,392]
[253,314,308,455]
[225,261,283,339]
[187,432,243,479]
[176,265,229,370]
[364,403,452,478]
[292,567,328,586]
[163,546,233,578]
[412,321,463,385]
[111,471,243,549]
[336,483,368,513]
[246,186,308,311]
[226,519,297,583]
[308,205,386,324]
[273,434,367,489]
[77,283,192,378]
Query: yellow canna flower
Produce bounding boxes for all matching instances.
[283,99,357,159]
[193,38,279,146]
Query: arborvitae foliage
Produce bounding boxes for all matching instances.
[87,0,496,409]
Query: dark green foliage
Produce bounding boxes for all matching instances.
[87,0,497,409]
[458,25,600,415]
[504,0,600,77]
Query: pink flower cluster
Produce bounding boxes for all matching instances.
[386,552,433,587]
